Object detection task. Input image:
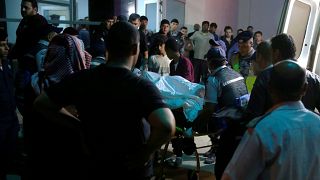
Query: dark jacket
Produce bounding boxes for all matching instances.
[0,59,17,123]
[246,67,320,121]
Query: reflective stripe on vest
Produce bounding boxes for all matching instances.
[222,76,244,87]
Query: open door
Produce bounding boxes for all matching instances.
[278,0,320,71]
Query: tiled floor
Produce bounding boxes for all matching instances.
[157,135,216,179]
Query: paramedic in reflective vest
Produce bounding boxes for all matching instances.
[229,30,256,92]
[193,45,248,177]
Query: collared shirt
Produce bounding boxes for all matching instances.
[205,65,227,104]
[224,101,320,180]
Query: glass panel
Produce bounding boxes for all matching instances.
[7,22,20,44]
[286,1,311,59]
[40,0,70,3]
[38,3,70,29]
[76,0,89,20]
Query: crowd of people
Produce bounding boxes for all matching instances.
[1,0,320,179]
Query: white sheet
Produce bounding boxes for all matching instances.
[141,71,205,122]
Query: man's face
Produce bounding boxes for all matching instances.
[238,38,253,55]
[254,33,263,43]
[106,19,114,30]
[202,24,209,32]
[0,39,9,59]
[209,26,216,33]
[180,28,188,37]
[194,24,200,31]
[161,24,170,35]
[225,29,233,38]
[171,22,179,31]
[130,19,140,29]
[140,20,148,29]
[21,1,37,18]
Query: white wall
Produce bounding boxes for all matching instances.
[185,0,238,36]
[237,0,286,40]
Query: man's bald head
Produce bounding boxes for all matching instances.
[270,60,307,102]
[106,21,140,59]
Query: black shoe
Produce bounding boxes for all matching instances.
[204,154,216,164]
[164,156,183,167]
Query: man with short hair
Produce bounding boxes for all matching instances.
[9,0,49,115]
[220,26,234,52]
[165,37,193,167]
[21,0,38,18]
[252,41,272,76]
[193,44,248,176]
[253,31,263,50]
[247,25,254,33]
[170,18,179,37]
[140,15,153,49]
[166,37,194,82]
[209,22,219,41]
[0,29,19,180]
[222,60,320,180]
[33,22,176,179]
[229,31,255,80]
[128,13,148,70]
[246,33,320,120]
[9,0,48,60]
[190,21,214,83]
[149,19,171,56]
[188,23,200,38]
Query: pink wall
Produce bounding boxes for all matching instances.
[185,0,238,36]
[185,0,285,39]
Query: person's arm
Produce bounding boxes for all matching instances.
[128,80,176,169]
[193,76,218,132]
[33,92,81,129]
[194,102,216,125]
[221,130,264,180]
[144,107,175,156]
[35,49,47,71]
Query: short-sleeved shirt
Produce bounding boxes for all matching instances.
[205,66,226,104]
[224,101,320,179]
[46,65,167,176]
[148,55,171,76]
[246,67,320,121]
